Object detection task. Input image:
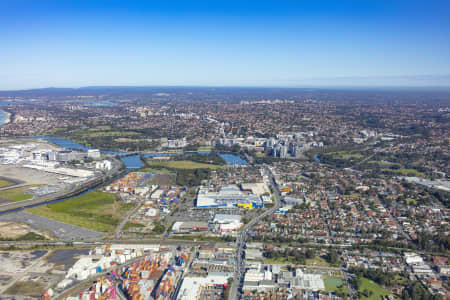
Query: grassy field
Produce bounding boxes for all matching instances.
[0,186,33,202]
[123,222,146,231]
[197,146,213,151]
[305,256,330,267]
[341,153,363,159]
[27,190,132,232]
[382,168,425,177]
[324,276,347,294]
[394,274,409,286]
[5,281,46,296]
[146,160,221,170]
[367,160,396,166]
[264,256,331,267]
[139,166,173,173]
[263,257,293,264]
[358,278,391,299]
[87,125,112,131]
[0,179,14,188]
[79,130,140,137]
[150,173,177,186]
[327,150,363,160]
[0,232,47,241]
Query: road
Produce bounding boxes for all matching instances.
[172,246,197,299]
[342,268,356,297]
[229,165,282,300]
[378,197,411,241]
[114,203,141,239]
[115,283,127,300]
[0,182,29,191]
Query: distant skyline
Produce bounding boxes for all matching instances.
[1,0,450,90]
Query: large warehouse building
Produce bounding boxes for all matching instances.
[196,185,263,209]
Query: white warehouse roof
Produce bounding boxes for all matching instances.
[213,214,241,223]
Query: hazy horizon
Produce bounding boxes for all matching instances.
[2,83,450,93]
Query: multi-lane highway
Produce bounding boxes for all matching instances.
[229,165,282,300]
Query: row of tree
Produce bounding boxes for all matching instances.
[263,248,316,265]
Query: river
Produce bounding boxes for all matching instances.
[32,136,247,167]
[314,153,321,163]
[218,153,248,165]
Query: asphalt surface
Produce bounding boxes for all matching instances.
[229,166,282,300]
[0,211,102,240]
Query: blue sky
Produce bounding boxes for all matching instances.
[1,0,450,90]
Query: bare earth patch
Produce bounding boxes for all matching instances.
[0,165,62,185]
[0,222,51,240]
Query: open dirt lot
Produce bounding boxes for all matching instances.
[0,212,103,240]
[0,221,51,240]
[0,250,64,298]
[0,222,36,239]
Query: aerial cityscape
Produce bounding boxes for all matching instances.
[0,1,449,300]
[0,86,448,300]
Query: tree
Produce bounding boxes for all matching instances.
[151,222,166,234]
[327,248,339,265]
[305,249,315,259]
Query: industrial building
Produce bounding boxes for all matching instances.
[212,214,241,224]
[172,221,209,233]
[212,214,243,233]
[163,137,187,148]
[23,164,94,178]
[95,160,112,171]
[284,196,305,206]
[243,267,324,292]
[177,274,229,299]
[48,150,86,162]
[241,182,270,196]
[245,249,263,260]
[87,149,101,159]
[290,269,325,291]
[196,185,263,209]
